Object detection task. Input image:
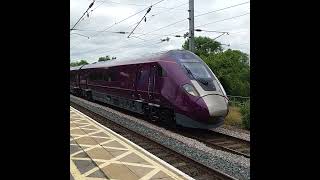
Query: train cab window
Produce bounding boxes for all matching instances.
[169,50,201,63]
[182,62,212,79]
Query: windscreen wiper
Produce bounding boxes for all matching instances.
[183,65,208,85]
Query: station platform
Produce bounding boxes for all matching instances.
[70,106,193,180]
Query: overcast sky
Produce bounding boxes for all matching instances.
[70,0,250,63]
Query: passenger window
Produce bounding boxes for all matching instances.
[136,69,142,80]
[89,72,101,81]
[109,70,117,82]
[99,72,103,80]
[157,66,166,77]
[70,73,74,81]
[103,71,112,82]
[103,72,108,81]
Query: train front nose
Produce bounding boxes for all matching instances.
[196,94,229,125]
[202,94,229,117]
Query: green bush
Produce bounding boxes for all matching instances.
[240,100,250,130]
[202,49,250,97]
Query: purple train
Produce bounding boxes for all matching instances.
[70,50,229,129]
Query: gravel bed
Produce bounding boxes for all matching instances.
[212,126,250,142]
[70,95,250,180]
[222,125,250,135]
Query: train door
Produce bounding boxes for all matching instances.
[148,64,156,102]
[148,64,162,104]
[135,64,150,101]
[79,70,87,89]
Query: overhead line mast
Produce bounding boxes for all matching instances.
[188,0,195,52]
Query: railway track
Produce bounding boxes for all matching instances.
[175,129,250,158]
[71,102,237,180]
[73,96,250,159]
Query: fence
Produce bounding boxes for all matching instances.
[227,95,250,106]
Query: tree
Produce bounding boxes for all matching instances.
[182,36,249,96]
[203,49,250,96]
[98,55,111,62]
[70,60,89,67]
[182,36,223,56]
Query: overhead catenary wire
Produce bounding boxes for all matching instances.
[133,18,188,38]
[95,0,187,11]
[71,28,184,37]
[134,12,250,42]
[73,25,235,60]
[92,8,150,37]
[72,1,248,49]
[70,33,90,39]
[127,6,153,38]
[194,1,249,18]
[73,1,105,26]
[150,1,188,17]
[70,0,95,31]
[73,1,248,38]
[96,0,166,35]
[125,2,188,30]
[199,33,229,47]
[195,29,229,34]
[71,12,250,55]
[133,3,250,39]
[71,1,250,55]
[195,12,250,28]
[71,0,167,50]
[70,7,151,50]
[90,1,105,13]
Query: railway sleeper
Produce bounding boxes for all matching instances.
[148,149,164,154]
[194,174,214,180]
[207,138,228,143]
[162,156,178,162]
[142,145,157,150]
[214,140,237,146]
[156,152,171,158]
[224,144,244,149]
[172,162,187,168]
[136,142,149,146]
[179,166,201,176]
[237,148,250,154]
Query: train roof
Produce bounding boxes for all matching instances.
[70,65,85,71]
[78,49,198,70]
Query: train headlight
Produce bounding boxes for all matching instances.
[183,84,200,97]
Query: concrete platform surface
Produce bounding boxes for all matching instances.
[70,106,193,180]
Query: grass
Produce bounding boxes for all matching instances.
[224,106,243,128]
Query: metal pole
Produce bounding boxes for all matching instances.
[188,0,195,52]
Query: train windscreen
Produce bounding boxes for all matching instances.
[168,50,201,62]
[182,62,213,79]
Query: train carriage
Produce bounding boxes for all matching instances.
[70,50,229,129]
